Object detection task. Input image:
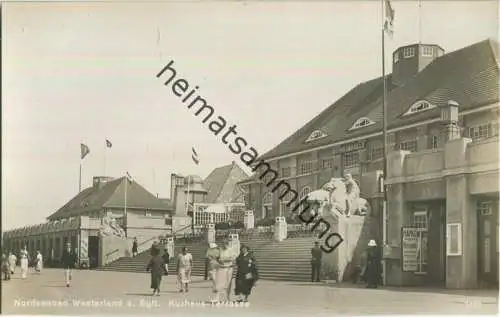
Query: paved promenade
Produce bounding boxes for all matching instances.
[2,269,498,315]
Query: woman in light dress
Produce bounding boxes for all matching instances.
[35,251,43,273]
[213,238,238,302]
[176,247,193,293]
[20,247,29,279]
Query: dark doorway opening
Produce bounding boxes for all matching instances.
[88,236,100,269]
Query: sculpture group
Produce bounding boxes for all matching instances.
[100,216,126,238]
[306,174,370,219]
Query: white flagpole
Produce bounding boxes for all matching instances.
[381,0,389,287]
[79,159,82,193]
[124,174,128,218]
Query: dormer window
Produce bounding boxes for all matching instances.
[403,100,437,116]
[403,47,415,58]
[305,130,327,143]
[349,117,376,131]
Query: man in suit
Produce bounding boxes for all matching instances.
[311,241,322,282]
[61,243,77,287]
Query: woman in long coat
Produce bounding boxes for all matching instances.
[147,247,166,296]
[363,240,382,288]
[234,245,258,302]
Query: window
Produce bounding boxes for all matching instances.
[446,223,462,256]
[321,158,334,169]
[431,135,439,149]
[478,201,492,216]
[305,130,327,143]
[144,210,151,217]
[399,139,417,152]
[281,167,291,178]
[299,186,311,200]
[393,51,400,63]
[412,210,428,273]
[343,151,359,168]
[279,191,296,217]
[367,147,384,161]
[467,123,493,140]
[298,161,315,175]
[403,47,415,58]
[349,117,375,131]
[403,100,436,116]
[421,46,434,57]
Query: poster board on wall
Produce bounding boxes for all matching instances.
[401,227,419,272]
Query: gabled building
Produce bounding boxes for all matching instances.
[239,39,499,289]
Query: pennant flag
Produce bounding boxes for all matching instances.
[191,147,199,165]
[384,0,395,37]
[105,139,113,148]
[125,171,134,184]
[80,143,90,160]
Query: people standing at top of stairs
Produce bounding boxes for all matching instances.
[132,238,138,257]
[61,243,77,287]
[177,247,193,293]
[311,241,322,283]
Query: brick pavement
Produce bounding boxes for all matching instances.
[1,269,498,315]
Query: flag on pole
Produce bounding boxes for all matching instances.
[105,139,113,148]
[125,171,134,184]
[384,0,395,37]
[191,147,199,165]
[80,143,90,159]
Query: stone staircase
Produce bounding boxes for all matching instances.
[99,236,315,282]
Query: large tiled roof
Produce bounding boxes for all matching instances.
[47,177,173,220]
[258,39,499,161]
[203,162,250,203]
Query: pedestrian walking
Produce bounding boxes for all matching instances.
[213,238,237,302]
[310,241,322,282]
[362,239,382,289]
[20,247,29,279]
[162,249,170,275]
[8,252,17,276]
[2,254,11,280]
[132,237,138,257]
[234,245,258,303]
[61,243,77,287]
[147,246,166,296]
[35,251,43,273]
[205,242,220,299]
[176,247,193,293]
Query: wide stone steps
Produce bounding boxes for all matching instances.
[100,237,315,281]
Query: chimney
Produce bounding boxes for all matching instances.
[440,100,460,142]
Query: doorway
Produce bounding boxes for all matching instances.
[477,200,499,288]
[88,236,100,269]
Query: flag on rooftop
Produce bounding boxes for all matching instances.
[125,171,134,184]
[192,147,199,165]
[105,139,113,148]
[384,0,395,38]
[80,143,90,160]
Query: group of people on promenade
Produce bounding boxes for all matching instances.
[2,242,78,288]
[146,237,259,303]
[2,248,43,280]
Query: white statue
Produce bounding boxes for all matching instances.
[306,177,370,219]
[100,216,126,238]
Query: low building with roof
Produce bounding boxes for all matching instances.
[239,39,499,289]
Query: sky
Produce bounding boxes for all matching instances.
[2,0,498,230]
